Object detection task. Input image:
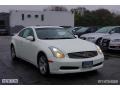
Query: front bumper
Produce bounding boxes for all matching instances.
[109,42,120,50]
[48,55,104,74]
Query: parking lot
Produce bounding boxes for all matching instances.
[0,36,120,85]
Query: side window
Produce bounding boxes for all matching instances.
[22,29,30,38]
[109,28,115,33]
[22,28,34,38]
[86,29,91,33]
[18,28,34,38]
[18,29,25,37]
[27,28,34,37]
[110,27,120,33]
[91,28,97,32]
[114,27,120,33]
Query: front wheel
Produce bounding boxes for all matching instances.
[11,46,17,60]
[38,54,50,76]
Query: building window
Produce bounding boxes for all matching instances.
[22,14,24,20]
[27,14,31,18]
[41,14,44,21]
[35,15,39,18]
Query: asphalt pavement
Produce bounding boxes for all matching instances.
[0,36,120,85]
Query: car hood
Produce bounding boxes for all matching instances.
[103,33,120,40]
[81,33,109,38]
[40,38,97,53]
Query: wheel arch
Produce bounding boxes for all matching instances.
[96,37,102,44]
[37,51,48,66]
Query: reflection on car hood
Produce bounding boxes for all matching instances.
[40,38,97,53]
[81,33,109,38]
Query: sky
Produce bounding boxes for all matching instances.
[0,5,120,13]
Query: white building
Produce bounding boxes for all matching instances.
[10,10,74,27]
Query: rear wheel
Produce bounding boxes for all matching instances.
[38,54,50,76]
[11,45,17,60]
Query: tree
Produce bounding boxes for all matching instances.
[91,9,115,26]
[114,15,120,25]
[73,8,117,27]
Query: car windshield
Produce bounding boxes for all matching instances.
[76,27,89,33]
[35,28,76,40]
[95,27,114,33]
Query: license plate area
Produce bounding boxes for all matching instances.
[82,61,93,68]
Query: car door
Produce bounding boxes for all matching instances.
[20,28,37,64]
[15,29,26,57]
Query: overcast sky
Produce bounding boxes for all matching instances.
[0,5,120,13]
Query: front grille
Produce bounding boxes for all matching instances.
[60,66,79,70]
[68,51,98,59]
[102,39,110,47]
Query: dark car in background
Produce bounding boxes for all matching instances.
[74,27,99,37]
[66,27,82,34]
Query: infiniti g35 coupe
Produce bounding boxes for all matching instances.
[11,26,104,75]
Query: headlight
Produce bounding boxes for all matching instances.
[96,46,103,54]
[49,46,65,58]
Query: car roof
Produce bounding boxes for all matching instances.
[27,26,63,29]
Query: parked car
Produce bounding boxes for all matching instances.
[74,27,98,37]
[101,31,120,50]
[66,27,82,34]
[11,26,104,75]
[80,26,120,45]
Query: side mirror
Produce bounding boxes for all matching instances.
[26,36,34,41]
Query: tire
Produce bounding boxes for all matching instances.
[38,54,50,76]
[11,45,17,61]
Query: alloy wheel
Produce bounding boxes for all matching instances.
[39,56,48,75]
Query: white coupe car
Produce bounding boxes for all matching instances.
[11,26,104,75]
